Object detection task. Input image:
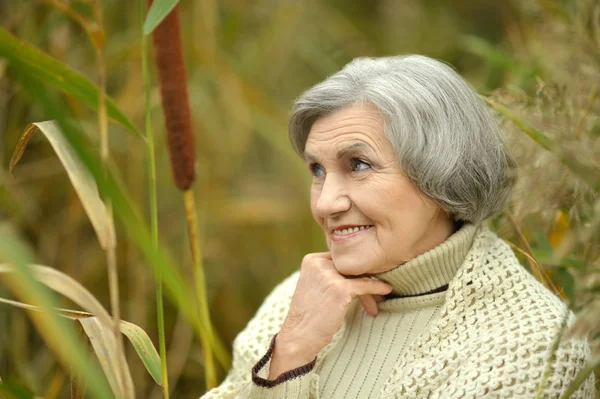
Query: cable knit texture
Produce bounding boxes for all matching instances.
[201,226,595,398]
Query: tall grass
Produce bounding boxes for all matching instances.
[0,0,598,396]
[139,0,168,396]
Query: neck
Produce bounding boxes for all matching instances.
[402,213,456,264]
[373,222,477,296]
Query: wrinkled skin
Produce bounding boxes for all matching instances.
[270,104,453,378]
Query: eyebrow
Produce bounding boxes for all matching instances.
[304,142,369,163]
[336,142,368,159]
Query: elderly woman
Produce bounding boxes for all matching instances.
[202,55,594,398]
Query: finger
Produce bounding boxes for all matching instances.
[371,294,386,303]
[302,252,331,261]
[310,252,331,259]
[359,295,379,316]
[349,278,393,297]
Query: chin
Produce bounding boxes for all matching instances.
[331,253,371,276]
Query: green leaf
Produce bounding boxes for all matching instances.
[0,228,114,399]
[462,36,515,69]
[0,28,140,136]
[143,0,180,35]
[0,296,163,387]
[553,267,575,300]
[8,73,232,371]
[561,256,592,271]
[9,120,231,370]
[120,321,163,385]
[0,264,135,398]
[10,121,116,251]
[531,228,555,260]
[0,379,35,399]
[0,379,34,399]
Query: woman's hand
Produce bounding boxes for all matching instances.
[268,252,393,379]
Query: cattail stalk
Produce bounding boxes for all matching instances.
[139,0,169,396]
[148,1,195,191]
[148,1,218,389]
[184,189,217,388]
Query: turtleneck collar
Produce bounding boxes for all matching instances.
[373,223,478,297]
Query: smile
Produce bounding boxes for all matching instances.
[332,225,374,236]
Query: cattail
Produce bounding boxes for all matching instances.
[149,1,195,190]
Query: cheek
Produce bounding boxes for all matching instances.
[354,176,402,224]
[377,184,437,245]
[309,187,324,226]
[362,177,430,242]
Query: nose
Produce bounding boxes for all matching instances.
[315,174,351,219]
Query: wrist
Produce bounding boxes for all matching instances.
[275,331,319,362]
[268,333,318,379]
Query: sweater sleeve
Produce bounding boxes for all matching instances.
[201,349,315,399]
[199,271,316,399]
[237,335,316,399]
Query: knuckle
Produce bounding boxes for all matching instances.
[301,253,331,272]
[301,254,315,269]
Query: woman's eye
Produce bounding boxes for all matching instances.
[351,158,371,172]
[309,163,325,177]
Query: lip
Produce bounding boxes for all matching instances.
[330,224,373,242]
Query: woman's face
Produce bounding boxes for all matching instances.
[305,104,453,276]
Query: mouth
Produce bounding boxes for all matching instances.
[331,225,374,238]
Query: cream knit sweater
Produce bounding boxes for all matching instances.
[202,225,595,398]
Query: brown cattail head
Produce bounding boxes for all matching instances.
[149,1,195,190]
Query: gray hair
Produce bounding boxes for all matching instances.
[288,55,517,223]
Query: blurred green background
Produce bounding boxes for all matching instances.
[0,0,599,397]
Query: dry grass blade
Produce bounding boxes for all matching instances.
[42,0,105,49]
[504,209,561,296]
[9,121,116,251]
[485,98,600,193]
[0,264,112,326]
[0,296,163,387]
[0,264,134,398]
[0,227,114,398]
[71,375,87,399]
[79,317,132,397]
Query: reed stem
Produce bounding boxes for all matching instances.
[147,1,220,388]
[536,307,569,399]
[139,0,169,396]
[504,209,560,296]
[95,0,128,395]
[184,189,217,389]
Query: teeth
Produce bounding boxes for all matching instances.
[333,226,371,235]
